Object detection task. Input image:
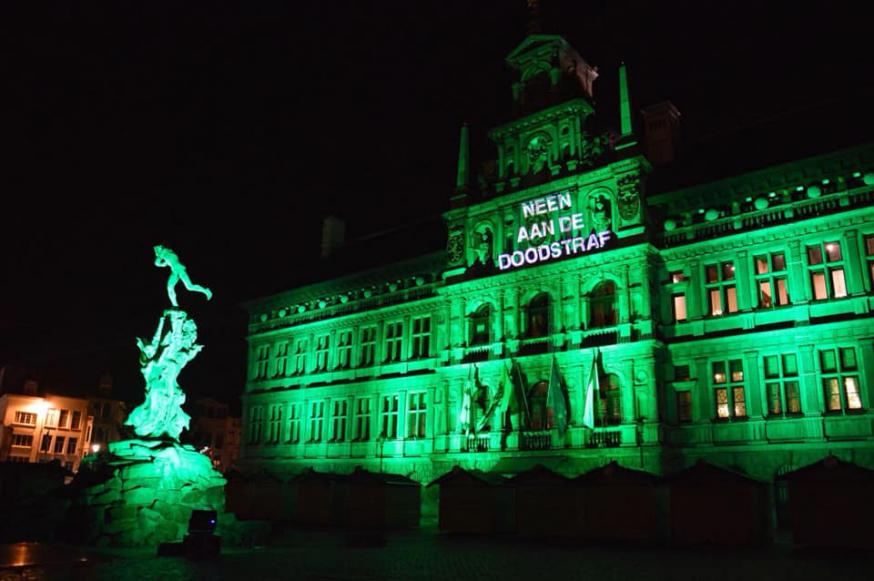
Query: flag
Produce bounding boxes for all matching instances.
[583,349,599,429]
[513,360,531,427]
[547,356,569,435]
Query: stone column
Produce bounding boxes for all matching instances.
[857,341,874,410]
[798,344,821,414]
[787,240,809,303]
[842,229,865,296]
[693,357,710,422]
[743,350,763,419]
[735,250,752,311]
[687,259,702,319]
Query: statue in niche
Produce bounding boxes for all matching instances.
[472,226,494,266]
[526,134,550,174]
[154,244,212,307]
[617,175,641,221]
[589,193,612,232]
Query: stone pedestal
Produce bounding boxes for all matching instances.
[63,439,240,547]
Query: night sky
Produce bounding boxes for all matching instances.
[2,1,871,411]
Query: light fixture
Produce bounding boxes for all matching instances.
[91,444,101,454]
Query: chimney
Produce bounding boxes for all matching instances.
[642,101,681,166]
[321,215,346,259]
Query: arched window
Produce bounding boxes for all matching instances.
[589,281,617,328]
[599,373,621,426]
[525,293,550,338]
[528,380,549,430]
[470,304,491,345]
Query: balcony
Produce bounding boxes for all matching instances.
[585,429,622,448]
[520,430,551,451]
[461,433,490,453]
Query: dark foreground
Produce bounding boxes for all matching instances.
[1,525,871,581]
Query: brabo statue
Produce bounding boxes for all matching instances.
[125,245,210,440]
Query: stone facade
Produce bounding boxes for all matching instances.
[239,33,874,484]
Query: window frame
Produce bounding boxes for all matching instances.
[712,359,747,420]
[331,400,348,443]
[819,347,863,413]
[410,316,431,359]
[753,252,790,308]
[806,241,847,300]
[355,397,372,441]
[380,394,399,439]
[763,353,801,417]
[407,392,427,439]
[384,321,404,363]
[359,326,377,367]
[704,261,738,317]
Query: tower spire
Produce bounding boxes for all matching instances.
[455,122,470,189]
[526,0,542,35]
[617,61,637,151]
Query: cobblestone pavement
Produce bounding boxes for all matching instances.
[2,526,871,581]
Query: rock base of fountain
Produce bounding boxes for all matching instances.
[62,439,263,547]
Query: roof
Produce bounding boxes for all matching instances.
[507,463,571,485]
[776,456,874,483]
[427,466,508,488]
[664,459,766,485]
[575,460,659,485]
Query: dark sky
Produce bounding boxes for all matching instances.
[1,1,872,409]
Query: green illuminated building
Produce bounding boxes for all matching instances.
[239,32,874,483]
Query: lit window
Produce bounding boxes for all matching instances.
[712,360,746,420]
[411,316,431,359]
[14,411,37,425]
[754,252,790,308]
[670,271,686,283]
[820,347,863,413]
[407,393,427,438]
[705,262,738,316]
[764,353,801,416]
[672,293,687,322]
[807,242,847,300]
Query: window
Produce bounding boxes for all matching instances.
[676,391,692,423]
[598,374,621,426]
[71,410,82,430]
[764,354,801,416]
[589,281,617,328]
[45,409,59,428]
[411,316,431,359]
[807,242,847,300]
[712,360,746,419]
[674,365,691,382]
[705,262,738,316]
[293,339,308,375]
[255,345,270,380]
[355,398,371,441]
[360,327,377,367]
[336,331,352,369]
[274,342,289,377]
[66,437,78,455]
[58,409,70,429]
[267,404,283,444]
[308,401,325,443]
[248,406,264,444]
[754,252,790,307]
[820,347,863,412]
[315,335,330,372]
[865,234,874,288]
[384,322,403,363]
[287,403,301,443]
[11,434,33,448]
[380,395,399,439]
[526,293,550,338]
[40,434,52,453]
[407,393,427,438]
[670,271,686,283]
[331,400,348,442]
[54,436,66,454]
[470,304,491,345]
[672,293,687,322]
[14,411,37,425]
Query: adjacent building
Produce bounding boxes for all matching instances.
[239,30,874,483]
[187,397,242,472]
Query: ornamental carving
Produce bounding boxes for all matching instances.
[447,227,465,265]
[617,173,641,221]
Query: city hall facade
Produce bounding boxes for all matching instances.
[239,33,874,483]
